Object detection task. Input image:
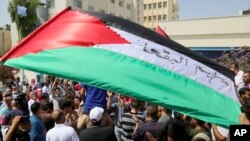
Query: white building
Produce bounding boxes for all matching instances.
[143,0,179,29]
[159,15,250,48]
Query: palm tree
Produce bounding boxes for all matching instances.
[8,0,39,40]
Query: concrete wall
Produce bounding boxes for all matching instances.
[159,15,250,47]
[0,30,11,57]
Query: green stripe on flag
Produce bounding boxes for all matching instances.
[5,47,241,127]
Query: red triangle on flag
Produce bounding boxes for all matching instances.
[155,25,169,38]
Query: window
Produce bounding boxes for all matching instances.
[163,14,167,20]
[163,2,167,8]
[110,0,115,3]
[158,2,162,8]
[148,4,152,9]
[144,16,147,22]
[76,0,81,8]
[148,16,152,21]
[47,0,55,8]
[173,5,175,12]
[127,4,131,10]
[144,4,147,9]
[153,27,156,30]
[153,16,156,21]
[158,15,162,21]
[119,1,123,7]
[88,6,94,11]
[153,3,157,9]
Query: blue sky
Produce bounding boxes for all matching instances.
[0,0,250,27]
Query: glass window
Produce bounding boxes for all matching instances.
[119,1,123,7]
[144,4,147,9]
[148,16,152,21]
[158,15,162,21]
[163,2,167,8]
[144,16,147,22]
[153,3,157,9]
[158,2,162,8]
[110,0,115,3]
[148,4,152,9]
[127,4,131,10]
[153,16,156,21]
[163,14,167,20]
[47,0,55,8]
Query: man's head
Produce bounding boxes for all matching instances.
[89,107,104,125]
[31,102,42,115]
[191,118,205,127]
[130,100,141,111]
[52,109,65,124]
[55,88,61,96]
[243,71,250,84]
[59,99,73,114]
[41,93,49,103]
[36,88,42,98]
[146,104,158,120]
[239,88,250,104]
[29,91,36,100]
[230,63,240,74]
[241,101,250,120]
[4,93,13,107]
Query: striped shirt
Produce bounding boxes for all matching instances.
[120,112,145,141]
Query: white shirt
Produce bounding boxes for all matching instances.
[46,123,79,141]
[211,126,229,141]
[0,81,3,92]
[42,85,52,95]
[28,99,35,116]
[235,70,244,87]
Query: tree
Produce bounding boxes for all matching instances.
[211,46,250,71]
[8,0,39,40]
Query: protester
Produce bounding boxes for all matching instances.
[238,71,250,90]
[120,100,145,141]
[132,104,165,141]
[79,107,117,141]
[46,109,79,141]
[240,101,250,125]
[238,88,250,105]
[190,118,212,141]
[158,106,172,125]
[30,102,46,141]
[28,91,36,116]
[108,93,130,141]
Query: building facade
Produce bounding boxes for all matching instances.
[45,0,143,24]
[143,0,179,29]
[0,27,11,57]
[158,15,250,48]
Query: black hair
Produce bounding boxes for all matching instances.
[146,104,158,120]
[131,100,141,109]
[59,99,73,110]
[239,88,250,96]
[31,102,41,114]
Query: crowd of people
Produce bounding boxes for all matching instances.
[0,63,249,141]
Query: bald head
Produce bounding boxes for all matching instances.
[52,109,64,124]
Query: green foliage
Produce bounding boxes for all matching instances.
[211,47,250,71]
[8,0,39,40]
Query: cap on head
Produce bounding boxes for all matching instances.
[89,107,104,123]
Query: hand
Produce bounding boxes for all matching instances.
[11,116,21,128]
[145,132,157,141]
[107,91,112,97]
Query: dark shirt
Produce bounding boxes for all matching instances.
[79,125,117,141]
[4,109,23,125]
[132,120,165,141]
[167,119,187,141]
[30,115,46,141]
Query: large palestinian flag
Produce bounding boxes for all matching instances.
[1,7,240,127]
